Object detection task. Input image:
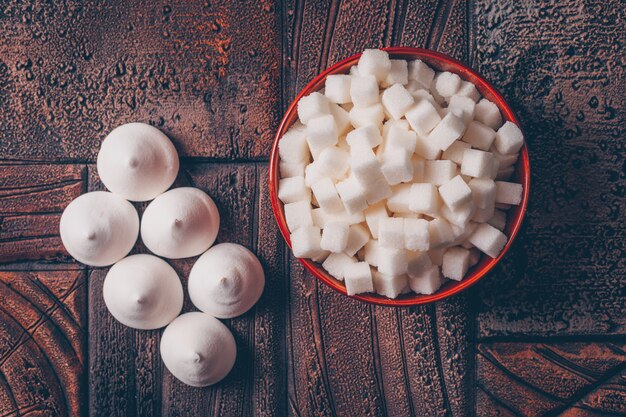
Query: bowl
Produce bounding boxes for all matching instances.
[269,47,530,306]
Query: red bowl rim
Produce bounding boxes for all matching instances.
[269,46,530,306]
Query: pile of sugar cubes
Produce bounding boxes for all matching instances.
[278,49,524,298]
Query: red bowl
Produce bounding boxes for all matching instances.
[269,47,530,306]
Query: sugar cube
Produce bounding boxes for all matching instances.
[316,146,349,180]
[495,121,524,155]
[312,207,364,229]
[451,221,478,243]
[378,248,408,276]
[442,246,470,281]
[491,147,519,169]
[284,200,313,231]
[381,84,414,120]
[346,124,382,149]
[364,202,388,239]
[405,99,442,135]
[474,99,502,130]
[429,218,454,247]
[412,156,425,182]
[461,149,494,178]
[279,122,309,163]
[373,271,407,299]
[290,226,323,258]
[404,218,430,251]
[364,239,382,267]
[320,221,349,253]
[298,92,330,124]
[350,147,384,185]
[408,265,443,294]
[447,95,476,124]
[441,140,470,165]
[349,103,385,129]
[336,176,368,214]
[471,204,495,223]
[429,247,447,266]
[363,176,392,204]
[383,59,409,87]
[468,178,496,208]
[322,252,356,281]
[487,209,506,231]
[462,121,496,151]
[428,113,466,151]
[385,126,417,154]
[379,217,405,249]
[409,183,440,215]
[324,74,352,104]
[345,224,370,256]
[344,262,374,295]
[407,250,433,278]
[387,183,413,213]
[306,114,338,155]
[383,119,410,137]
[495,181,523,205]
[469,223,508,258]
[357,49,391,82]
[412,89,439,108]
[442,203,475,227]
[279,161,306,178]
[456,80,481,102]
[350,75,380,107]
[424,160,457,185]
[435,71,461,97]
[381,148,413,185]
[408,59,435,88]
[311,178,343,213]
[329,102,352,136]
[439,175,472,210]
[278,176,310,204]
[311,250,331,263]
[414,134,442,160]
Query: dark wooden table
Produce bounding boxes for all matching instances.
[0,1,624,416]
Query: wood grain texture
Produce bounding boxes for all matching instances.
[0,0,280,162]
[472,0,626,337]
[0,269,86,417]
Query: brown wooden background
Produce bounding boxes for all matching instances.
[0,1,624,416]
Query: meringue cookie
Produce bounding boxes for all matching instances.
[140,187,220,259]
[97,122,179,201]
[103,254,183,330]
[188,243,264,318]
[160,312,236,387]
[59,191,139,266]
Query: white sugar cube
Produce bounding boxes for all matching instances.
[441,140,470,165]
[284,200,313,232]
[279,161,306,178]
[381,84,414,120]
[488,209,506,231]
[407,250,433,278]
[311,177,343,213]
[409,265,443,294]
[414,134,442,160]
[329,102,352,136]
[474,99,502,130]
[451,221,478,244]
[322,252,356,281]
[412,89,439,107]
[387,183,413,213]
[316,146,349,180]
[408,59,435,88]
[364,202,388,239]
[495,181,523,205]
[439,175,472,210]
[325,74,352,104]
[383,119,410,137]
[278,176,310,204]
[472,204,495,223]
[279,122,309,163]
[349,147,384,185]
[298,92,330,124]
[495,121,524,155]
[346,125,382,149]
[381,148,413,185]
[344,262,374,295]
[350,75,380,107]
[378,248,408,276]
[428,112,466,151]
[435,71,461,97]
[442,203,475,227]
[456,80,481,102]
[491,148,519,169]
[462,120,496,151]
[312,207,364,229]
[320,222,349,253]
[379,217,404,249]
[424,160,457,185]
[405,218,429,251]
[363,176,392,205]
[409,183,440,214]
[290,225,323,258]
[357,49,391,82]
[442,246,470,281]
[429,247,447,266]
[306,114,338,155]
[373,271,407,299]
[364,239,382,267]
[349,103,385,129]
[447,95,476,124]
[469,223,507,258]
[345,224,370,257]
[412,156,425,182]
[304,161,329,187]
[468,178,496,209]
[336,176,368,214]
[385,126,417,154]
[461,149,494,178]
[383,59,409,87]
[405,99,442,135]
[429,218,454,247]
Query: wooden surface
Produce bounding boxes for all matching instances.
[0,1,624,416]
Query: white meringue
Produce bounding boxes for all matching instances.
[140,187,220,259]
[160,312,236,387]
[97,122,179,202]
[103,254,183,330]
[59,191,139,266]
[188,243,264,318]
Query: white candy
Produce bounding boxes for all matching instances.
[358,49,391,82]
[284,200,313,231]
[495,181,523,205]
[429,218,454,247]
[279,123,309,163]
[441,203,475,227]
[364,202,388,239]
[290,226,323,258]
[349,147,384,185]
[461,149,494,178]
[316,146,349,180]
[456,81,481,102]
[414,134,442,160]
[320,222,349,253]
[378,247,408,276]
[381,148,413,185]
[383,59,409,87]
[373,271,407,298]
[468,223,508,258]
[468,178,496,209]
[329,102,352,136]
[344,262,374,295]
[345,224,370,257]
[474,99,502,130]
[336,176,368,214]
[408,265,443,294]
[435,71,461,97]
[306,114,338,155]
[442,246,470,281]
[322,252,356,281]
[408,60,435,88]
[304,161,328,187]
[346,125,382,150]
[298,92,330,124]
[495,121,524,155]
[424,160,457,186]
[387,183,413,213]
[488,209,506,231]
[349,104,385,129]
[428,113,466,151]
[441,140,470,165]
[311,178,343,213]
[363,177,392,205]
[325,74,352,104]
[404,217,430,251]
[447,95,475,124]
[439,175,472,210]
[405,99,441,135]
[462,121,496,151]
[381,84,414,120]
[379,217,404,249]
[280,161,306,178]
[407,250,433,278]
[350,75,380,107]
[278,176,310,204]
[409,183,440,215]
